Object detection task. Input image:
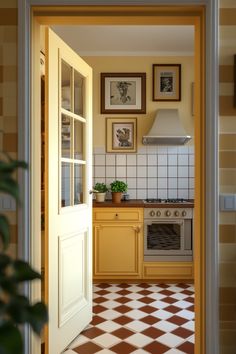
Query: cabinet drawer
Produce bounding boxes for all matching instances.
[93,208,143,222]
[143,262,193,280]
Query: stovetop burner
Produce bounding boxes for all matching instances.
[144,198,191,204]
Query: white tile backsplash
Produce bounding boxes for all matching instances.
[116,154,126,166]
[137,166,147,178]
[93,147,195,200]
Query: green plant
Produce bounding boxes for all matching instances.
[0,156,48,354]
[93,182,108,193]
[110,180,128,193]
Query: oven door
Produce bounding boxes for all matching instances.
[144,219,188,256]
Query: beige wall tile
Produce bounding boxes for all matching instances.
[220,9,236,25]
[220,151,236,168]
[3,132,17,152]
[219,96,236,116]
[3,97,16,116]
[220,224,236,243]
[2,82,17,98]
[220,134,236,150]
[220,287,236,304]
[3,26,17,43]
[220,262,236,287]
[219,83,234,96]
[220,244,236,262]
[3,65,17,82]
[220,304,236,321]
[220,0,236,8]
[3,116,17,133]
[3,43,17,66]
[219,65,233,83]
[220,212,236,225]
[220,116,236,133]
[0,1,17,8]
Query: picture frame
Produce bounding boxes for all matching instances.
[101,73,146,114]
[152,64,181,101]
[106,117,137,153]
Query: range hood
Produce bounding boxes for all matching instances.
[142,109,191,145]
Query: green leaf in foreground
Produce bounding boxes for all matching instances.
[0,322,23,354]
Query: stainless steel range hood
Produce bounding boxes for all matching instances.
[142,109,191,145]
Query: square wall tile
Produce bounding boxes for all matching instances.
[148,166,157,178]
[157,147,168,154]
[189,155,194,166]
[158,189,167,199]
[137,154,147,166]
[106,166,115,178]
[95,166,105,178]
[158,155,167,166]
[189,166,194,178]
[127,166,137,178]
[178,146,189,154]
[95,154,105,165]
[188,146,194,154]
[128,189,137,199]
[116,166,126,178]
[147,189,157,199]
[147,154,157,166]
[137,146,147,154]
[178,155,188,165]
[116,155,126,166]
[94,147,105,154]
[148,178,157,189]
[137,166,147,178]
[168,155,177,165]
[178,178,189,189]
[168,190,178,198]
[189,178,194,189]
[189,189,194,199]
[127,178,137,189]
[168,166,177,178]
[158,166,167,178]
[106,155,116,166]
[178,189,189,199]
[168,147,178,154]
[158,178,167,189]
[137,178,147,189]
[137,189,147,199]
[127,155,136,166]
[147,146,157,154]
[178,166,188,178]
[168,178,177,189]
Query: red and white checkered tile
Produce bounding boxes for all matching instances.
[69,283,194,354]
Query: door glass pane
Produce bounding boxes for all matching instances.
[74,164,83,205]
[147,223,181,250]
[74,70,84,117]
[61,114,72,158]
[74,119,83,160]
[61,162,71,207]
[61,60,72,111]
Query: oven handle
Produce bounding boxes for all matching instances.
[144,220,184,225]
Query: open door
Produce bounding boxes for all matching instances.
[44,28,93,354]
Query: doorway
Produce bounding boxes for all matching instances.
[18,3,218,354]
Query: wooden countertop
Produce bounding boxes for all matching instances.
[93,199,194,208]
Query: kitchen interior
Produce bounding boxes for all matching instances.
[42,24,195,354]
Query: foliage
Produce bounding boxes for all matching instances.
[93,182,109,193]
[110,180,128,193]
[0,156,48,354]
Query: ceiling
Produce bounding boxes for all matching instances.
[52,25,194,56]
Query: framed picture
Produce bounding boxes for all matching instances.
[152,64,181,101]
[101,73,146,114]
[106,117,137,153]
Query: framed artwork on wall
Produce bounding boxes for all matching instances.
[101,73,146,114]
[152,64,181,101]
[106,117,137,153]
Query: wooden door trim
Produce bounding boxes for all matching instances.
[19,2,218,354]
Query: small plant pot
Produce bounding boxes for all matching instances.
[112,192,123,203]
[95,192,106,202]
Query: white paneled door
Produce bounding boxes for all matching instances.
[45,28,93,354]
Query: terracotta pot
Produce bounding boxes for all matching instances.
[111,192,122,203]
[95,192,106,202]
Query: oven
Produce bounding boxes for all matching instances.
[144,207,193,262]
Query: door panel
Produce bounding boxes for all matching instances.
[45,28,93,354]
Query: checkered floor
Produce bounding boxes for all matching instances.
[70,283,194,354]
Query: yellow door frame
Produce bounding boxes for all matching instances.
[31,5,206,354]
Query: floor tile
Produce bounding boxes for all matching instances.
[73,283,195,354]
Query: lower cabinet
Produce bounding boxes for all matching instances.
[143,262,194,280]
[93,208,143,279]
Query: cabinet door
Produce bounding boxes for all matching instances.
[93,223,142,278]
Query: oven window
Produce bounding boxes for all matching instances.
[147,223,181,250]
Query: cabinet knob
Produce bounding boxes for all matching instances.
[115,213,119,219]
[134,226,141,233]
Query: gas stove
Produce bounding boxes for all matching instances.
[143,198,192,204]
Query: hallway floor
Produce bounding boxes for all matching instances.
[70,283,194,354]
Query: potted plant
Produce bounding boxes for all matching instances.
[110,180,128,203]
[93,182,108,202]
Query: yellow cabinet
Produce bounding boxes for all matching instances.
[93,208,143,280]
